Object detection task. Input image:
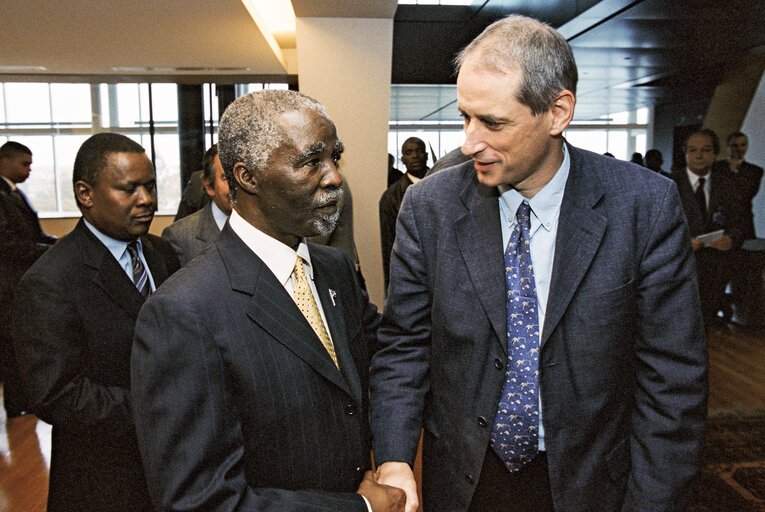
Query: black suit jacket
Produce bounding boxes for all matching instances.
[131,224,380,511]
[0,178,56,412]
[714,159,763,239]
[12,219,179,512]
[370,145,707,511]
[670,168,746,244]
[0,178,55,309]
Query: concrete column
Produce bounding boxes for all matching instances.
[296,17,394,307]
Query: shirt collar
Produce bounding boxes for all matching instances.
[82,217,136,262]
[1,175,17,190]
[228,209,314,286]
[498,143,570,233]
[686,168,710,186]
[210,201,229,231]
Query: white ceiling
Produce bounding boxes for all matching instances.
[0,0,397,79]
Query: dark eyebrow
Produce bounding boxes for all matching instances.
[476,113,505,124]
[296,141,327,162]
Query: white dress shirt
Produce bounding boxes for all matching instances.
[227,210,372,509]
[686,168,711,207]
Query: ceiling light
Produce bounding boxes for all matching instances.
[0,65,47,71]
[242,0,296,47]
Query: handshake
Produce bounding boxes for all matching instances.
[357,462,419,512]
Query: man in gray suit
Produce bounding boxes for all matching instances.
[131,90,404,511]
[162,144,231,266]
[370,14,707,512]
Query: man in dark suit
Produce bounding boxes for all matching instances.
[0,141,57,417]
[162,144,231,266]
[379,137,429,292]
[715,131,763,240]
[370,15,707,512]
[671,129,745,330]
[12,133,179,512]
[131,90,404,512]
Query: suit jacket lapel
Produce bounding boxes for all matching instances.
[454,175,507,354]
[217,226,352,395]
[311,252,362,404]
[74,220,146,318]
[542,146,607,347]
[197,203,221,244]
[141,235,171,285]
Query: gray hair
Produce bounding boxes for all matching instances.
[218,90,328,201]
[455,14,578,116]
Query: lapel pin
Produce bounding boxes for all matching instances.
[329,289,337,306]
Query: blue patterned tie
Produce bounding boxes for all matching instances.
[127,241,151,299]
[491,201,540,472]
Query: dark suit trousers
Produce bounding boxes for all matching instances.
[468,447,553,512]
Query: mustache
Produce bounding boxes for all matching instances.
[316,186,344,207]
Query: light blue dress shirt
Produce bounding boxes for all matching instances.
[83,218,157,292]
[211,201,229,231]
[497,144,570,451]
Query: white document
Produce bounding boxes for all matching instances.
[696,229,724,247]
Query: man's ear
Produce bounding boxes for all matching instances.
[73,180,93,209]
[548,89,575,137]
[233,162,258,195]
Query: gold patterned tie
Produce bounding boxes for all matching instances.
[292,257,339,368]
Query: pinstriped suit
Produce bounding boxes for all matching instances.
[131,223,379,511]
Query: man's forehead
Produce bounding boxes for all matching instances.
[688,135,713,147]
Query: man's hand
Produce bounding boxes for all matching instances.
[690,237,703,252]
[374,462,419,512]
[358,470,406,512]
[709,234,733,251]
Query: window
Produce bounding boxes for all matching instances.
[388,85,650,170]
[0,81,287,216]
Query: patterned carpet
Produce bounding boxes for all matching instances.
[686,409,765,511]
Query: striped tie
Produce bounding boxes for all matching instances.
[127,241,150,299]
[292,257,339,368]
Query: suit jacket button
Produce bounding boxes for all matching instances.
[494,358,504,370]
[345,404,356,416]
[477,416,487,428]
[464,474,475,485]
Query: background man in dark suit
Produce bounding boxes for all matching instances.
[0,141,57,417]
[162,143,232,265]
[671,129,745,330]
[715,131,763,240]
[379,136,429,292]
[370,14,707,512]
[12,133,179,512]
[131,90,404,512]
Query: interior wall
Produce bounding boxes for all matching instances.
[40,215,174,239]
[704,53,765,150]
[295,17,394,308]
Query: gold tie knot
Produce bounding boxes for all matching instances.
[292,257,339,368]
